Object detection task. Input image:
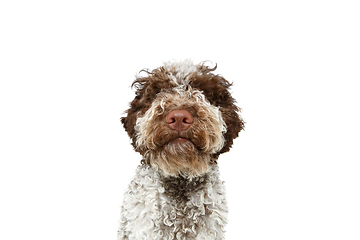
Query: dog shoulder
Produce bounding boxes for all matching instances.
[119,165,163,239]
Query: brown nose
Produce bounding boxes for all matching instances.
[166,110,193,132]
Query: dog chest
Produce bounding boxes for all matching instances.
[119,165,228,240]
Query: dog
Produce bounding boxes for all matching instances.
[118,60,244,239]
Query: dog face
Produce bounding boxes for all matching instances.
[121,60,244,178]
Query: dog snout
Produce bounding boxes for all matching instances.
[166,109,193,132]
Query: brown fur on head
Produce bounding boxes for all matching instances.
[121,60,244,178]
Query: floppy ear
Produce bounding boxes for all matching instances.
[120,113,133,139]
[211,79,244,158]
[121,94,145,151]
[219,104,244,154]
[120,75,161,151]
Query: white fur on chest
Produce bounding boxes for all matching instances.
[118,165,228,240]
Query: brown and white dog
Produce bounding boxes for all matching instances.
[118,60,244,240]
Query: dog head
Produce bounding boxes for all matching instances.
[121,60,244,178]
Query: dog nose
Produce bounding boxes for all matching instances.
[166,109,193,132]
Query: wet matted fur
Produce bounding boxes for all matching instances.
[118,60,244,239]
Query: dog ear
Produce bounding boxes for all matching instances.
[120,114,132,138]
[121,75,164,152]
[219,104,244,155]
[121,98,144,151]
[213,86,245,158]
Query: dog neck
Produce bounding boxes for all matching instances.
[161,173,209,203]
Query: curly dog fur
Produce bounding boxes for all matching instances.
[118,60,244,239]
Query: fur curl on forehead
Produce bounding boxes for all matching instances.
[121,60,244,160]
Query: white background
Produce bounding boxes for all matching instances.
[1,0,359,239]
